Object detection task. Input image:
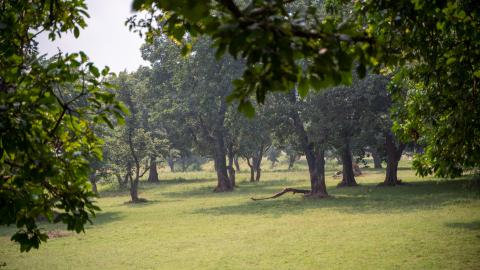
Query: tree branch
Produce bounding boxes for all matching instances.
[251,188,310,201]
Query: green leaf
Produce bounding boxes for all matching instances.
[89,65,100,77]
[238,100,255,118]
[73,27,80,38]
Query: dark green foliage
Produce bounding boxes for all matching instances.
[131,0,480,178]
[130,0,375,114]
[0,0,125,251]
[360,0,480,177]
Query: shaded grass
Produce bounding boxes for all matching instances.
[0,165,479,270]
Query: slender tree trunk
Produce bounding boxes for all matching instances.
[89,171,98,194]
[288,154,297,170]
[254,148,263,182]
[255,166,261,182]
[371,148,383,169]
[383,132,406,186]
[234,155,240,172]
[246,158,255,182]
[147,156,159,183]
[227,148,236,187]
[130,175,139,202]
[338,141,358,187]
[167,157,175,172]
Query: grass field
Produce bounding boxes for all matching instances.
[1,159,479,269]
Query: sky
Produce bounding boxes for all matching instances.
[37,0,149,73]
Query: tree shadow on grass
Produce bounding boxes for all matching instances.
[162,178,308,198]
[445,220,480,231]
[190,179,478,217]
[157,177,212,185]
[0,211,125,237]
[121,198,181,207]
[99,178,213,198]
[91,210,124,225]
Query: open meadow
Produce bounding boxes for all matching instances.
[1,159,479,270]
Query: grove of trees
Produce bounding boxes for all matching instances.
[1,0,479,252]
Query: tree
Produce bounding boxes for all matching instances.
[132,0,480,180]
[229,104,272,182]
[311,85,364,187]
[143,37,243,191]
[355,74,406,185]
[359,1,480,178]
[130,0,374,115]
[104,72,169,202]
[0,0,125,251]
[266,147,281,169]
[265,91,329,197]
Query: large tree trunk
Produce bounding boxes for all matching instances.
[383,132,406,186]
[338,141,358,187]
[304,147,328,196]
[371,148,383,169]
[147,156,159,183]
[289,92,328,197]
[234,155,240,172]
[213,129,233,192]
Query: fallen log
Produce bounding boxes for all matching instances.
[250,188,311,201]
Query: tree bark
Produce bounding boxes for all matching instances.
[227,148,236,187]
[311,149,327,195]
[129,174,139,202]
[246,158,255,182]
[147,156,159,183]
[371,148,383,169]
[213,129,233,192]
[254,149,263,182]
[234,155,240,171]
[288,153,297,170]
[255,166,261,182]
[338,141,358,187]
[382,132,405,186]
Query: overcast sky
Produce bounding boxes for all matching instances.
[37,0,149,73]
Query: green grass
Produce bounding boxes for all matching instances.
[1,160,479,269]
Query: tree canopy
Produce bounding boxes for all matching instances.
[0,0,125,251]
[130,0,480,178]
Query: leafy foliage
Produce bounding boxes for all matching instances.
[129,0,376,114]
[0,0,125,251]
[359,0,480,177]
